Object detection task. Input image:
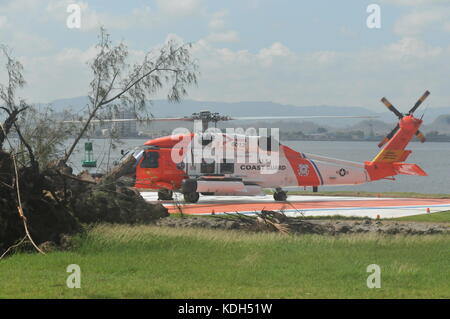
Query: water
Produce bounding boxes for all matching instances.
[68,138,145,174]
[71,138,450,194]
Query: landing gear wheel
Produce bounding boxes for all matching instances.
[273,189,287,201]
[184,192,200,203]
[158,189,173,200]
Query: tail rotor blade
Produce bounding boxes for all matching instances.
[377,137,389,148]
[378,124,400,148]
[381,97,403,119]
[415,130,426,143]
[408,90,430,115]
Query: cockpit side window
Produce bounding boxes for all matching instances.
[141,151,159,168]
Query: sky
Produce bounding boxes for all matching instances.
[0,0,449,110]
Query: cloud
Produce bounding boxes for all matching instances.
[1,1,449,110]
[259,42,292,58]
[393,8,449,36]
[382,0,450,6]
[383,37,444,59]
[17,44,150,103]
[381,0,450,36]
[209,10,228,29]
[0,15,8,28]
[257,42,293,67]
[206,31,239,43]
[0,0,41,12]
[1,0,205,31]
[156,0,203,17]
[187,37,450,108]
[8,32,449,109]
[444,22,450,32]
[44,1,157,32]
[8,31,53,54]
[205,10,240,44]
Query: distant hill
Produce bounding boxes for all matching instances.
[425,114,450,133]
[347,119,393,135]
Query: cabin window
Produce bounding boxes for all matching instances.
[220,159,234,174]
[201,160,215,174]
[202,137,213,146]
[141,152,159,168]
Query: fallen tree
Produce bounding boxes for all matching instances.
[0,28,198,257]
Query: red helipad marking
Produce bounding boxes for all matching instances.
[141,192,450,218]
[164,198,450,215]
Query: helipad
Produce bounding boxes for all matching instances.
[141,192,450,218]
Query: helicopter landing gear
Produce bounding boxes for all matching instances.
[158,189,173,200]
[273,188,287,201]
[183,191,200,203]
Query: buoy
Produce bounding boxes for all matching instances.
[82,141,97,168]
[426,208,430,214]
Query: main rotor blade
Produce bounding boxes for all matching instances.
[381,97,403,119]
[64,115,380,124]
[378,124,400,148]
[408,90,430,115]
[228,115,379,121]
[63,117,194,124]
[415,130,426,143]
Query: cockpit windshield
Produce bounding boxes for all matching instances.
[141,151,159,168]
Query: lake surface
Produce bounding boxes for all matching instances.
[70,139,450,194]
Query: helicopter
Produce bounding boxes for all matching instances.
[127,91,430,203]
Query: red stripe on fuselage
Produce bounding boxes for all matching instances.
[282,145,321,187]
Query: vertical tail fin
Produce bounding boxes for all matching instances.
[371,115,422,163]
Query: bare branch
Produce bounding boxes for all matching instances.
[62,28,199,164]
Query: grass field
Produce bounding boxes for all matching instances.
[392,211,450,223]
[0,224,449,299]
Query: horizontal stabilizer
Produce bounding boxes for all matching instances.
[392,163,427,176]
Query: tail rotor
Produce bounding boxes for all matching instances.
[378,90,430,148]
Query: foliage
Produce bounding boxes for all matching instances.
[0,45,30,153]
[64,27,199,162]
[15,107,76,168]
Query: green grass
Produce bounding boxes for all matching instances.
[0,225,449,299]
[392,211,450,223]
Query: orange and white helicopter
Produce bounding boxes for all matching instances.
[123,91,430,203]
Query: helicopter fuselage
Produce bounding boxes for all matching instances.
[135,132,371,195]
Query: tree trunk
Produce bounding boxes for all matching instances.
[100,153,136,184]
[0,109,20,150]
